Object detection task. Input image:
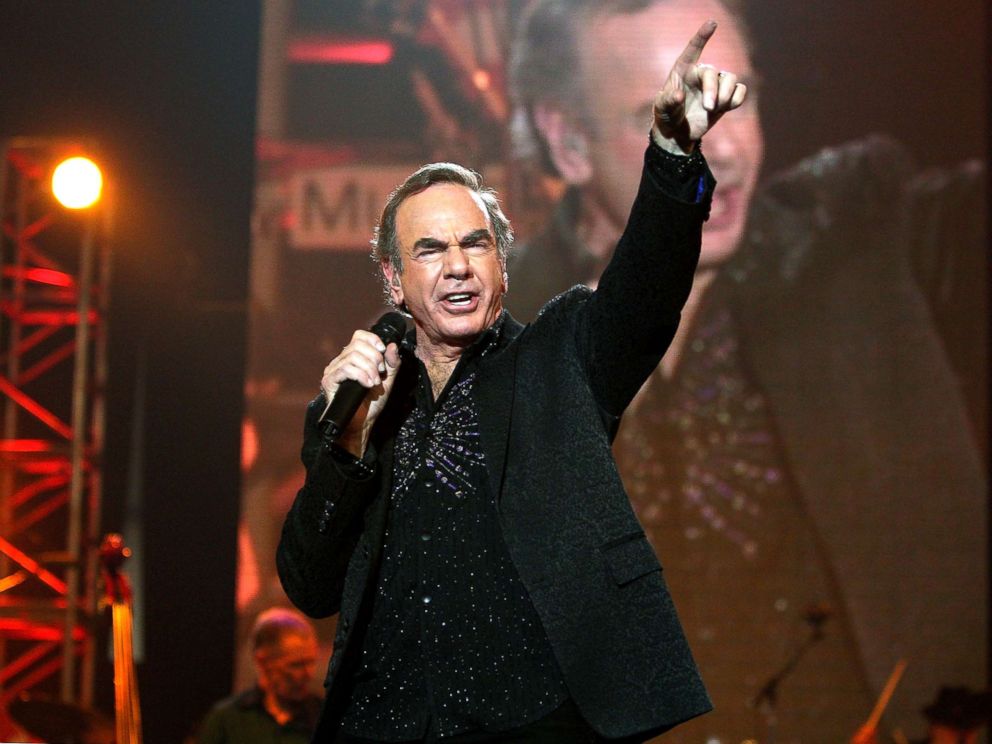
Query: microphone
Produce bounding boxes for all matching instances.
[318,311,408,440]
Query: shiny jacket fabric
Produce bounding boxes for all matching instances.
[278,147,715,741]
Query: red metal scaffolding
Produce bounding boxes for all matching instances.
[0,138,110,714]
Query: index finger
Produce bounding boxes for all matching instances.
[676,20,717,68]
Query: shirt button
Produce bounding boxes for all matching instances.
[422,595,432,605]
[420,531,432,542]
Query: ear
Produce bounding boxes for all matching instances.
[254,650,270,683]
[532,103,592,185]
[381,258,404,307]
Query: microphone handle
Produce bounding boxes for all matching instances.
[319,379,370,440]
[317,311,407,440]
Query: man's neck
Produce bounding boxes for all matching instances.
[413,311,504,399]
[262,690,302,726]
[415,338,466,400]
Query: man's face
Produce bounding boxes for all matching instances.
[571,0,764,267]
[385,183,507,352]
[257,632,318,705]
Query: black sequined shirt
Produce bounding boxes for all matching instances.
[341,313,568,741]
[616,285,871,742]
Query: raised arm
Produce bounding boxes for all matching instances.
[578,21,749,415]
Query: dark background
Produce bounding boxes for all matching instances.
[0,3,260,742]
[747,0,988,175]
[0,1,985,743]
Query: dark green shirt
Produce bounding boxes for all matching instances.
[196,687,321,744]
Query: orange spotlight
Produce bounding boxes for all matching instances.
[51,155,103,209]
[472,69,491,91]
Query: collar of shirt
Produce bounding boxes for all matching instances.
[235,687,321,730]
[399,310,508,408]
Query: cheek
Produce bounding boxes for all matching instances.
[497,265,510,295]
[597,125,646,178]
[745,134,765,180]
[602,125,648,164]
[735,117,765,176]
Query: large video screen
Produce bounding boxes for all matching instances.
[239,1,987,741]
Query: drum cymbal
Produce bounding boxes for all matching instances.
[7,693,113,744]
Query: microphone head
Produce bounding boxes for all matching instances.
[371,311,408,346]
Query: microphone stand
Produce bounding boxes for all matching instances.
[751,619,828,744]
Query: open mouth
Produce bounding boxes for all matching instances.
[440,291,480,313]
[706,187,740,230]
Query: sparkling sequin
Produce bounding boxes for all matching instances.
[618,302,785,555]
[342,315,566,741]
[614,294,871,742]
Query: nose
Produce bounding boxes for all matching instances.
[443,245,471,279]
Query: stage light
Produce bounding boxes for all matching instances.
[288,36,393,65]
[472,69,491,91]
[51,156,103,209]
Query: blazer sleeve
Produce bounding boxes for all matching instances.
[276,394,379,618]
[575,140,715,416]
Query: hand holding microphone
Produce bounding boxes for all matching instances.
[319,312,407,456]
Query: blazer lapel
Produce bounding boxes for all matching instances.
[475,314,524,502]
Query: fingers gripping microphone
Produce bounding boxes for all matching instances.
[319,311,407,440]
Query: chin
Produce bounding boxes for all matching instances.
[423,301,501,345]
[446,308,489,330]
[444,320,486,341]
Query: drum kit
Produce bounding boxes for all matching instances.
[2,534,139,744]
[7,693,115,744]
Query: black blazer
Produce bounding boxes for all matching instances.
[505,136,988,730]
[278,150,715,741]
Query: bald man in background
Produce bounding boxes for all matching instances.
[197,607,322,744]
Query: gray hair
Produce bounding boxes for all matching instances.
[371,162,513,305]
[509,0,754,174]
[251,606,315,655]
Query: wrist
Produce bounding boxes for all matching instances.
[651,125,696,155]
[335,429,369,460]
[326,441,376,480]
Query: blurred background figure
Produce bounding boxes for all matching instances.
[4,694,114,744]
[852,686,992,744]
[916,687,992,744]
[507,0,986,741]
[195,607,321,744]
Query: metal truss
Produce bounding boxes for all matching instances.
[0,138,109,714]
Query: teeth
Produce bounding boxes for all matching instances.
[446,293,471,304]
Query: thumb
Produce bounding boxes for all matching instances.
[383,342,402,382]
[654,86,686,134]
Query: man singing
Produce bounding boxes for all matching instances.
[277,21,747,743]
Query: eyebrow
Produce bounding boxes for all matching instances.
[412,237,448,253]
[412,229,494,253]
[459,228,493,247]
